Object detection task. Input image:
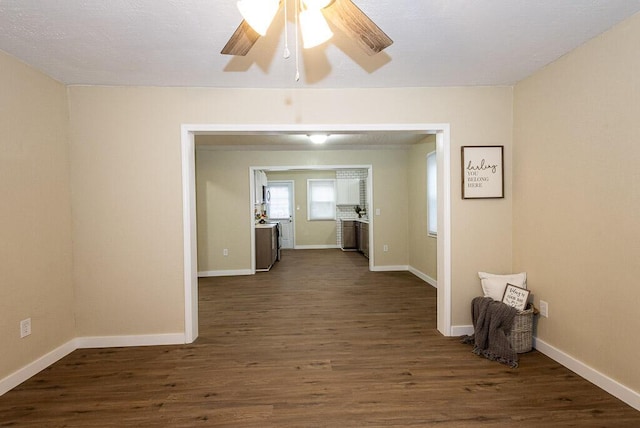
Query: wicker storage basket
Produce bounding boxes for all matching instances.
[507,305,534,353]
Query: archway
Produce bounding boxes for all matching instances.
[180,123,452,342]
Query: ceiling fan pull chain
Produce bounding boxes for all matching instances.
[295,0,301,81]
[283,0,291,58]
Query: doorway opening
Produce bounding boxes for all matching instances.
[181,123,452,342]
[265,180,294,249]
[250,164,373,271]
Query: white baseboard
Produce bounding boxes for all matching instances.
[371,265,409,272]
[0,339,76,396]
[0,333,186,397]
[198,269,252,277]
[76,333,186,349]
[294,245,340,250]
[4,334,637,414]
[445,329,640,410]
[451,325,474,336]
[533,337,640,411]
[408,266,437,288]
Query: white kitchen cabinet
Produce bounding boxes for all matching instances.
[336,178,360,205]
[254,170,268,204]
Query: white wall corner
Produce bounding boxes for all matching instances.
[533,337,640,411]
[0,339,77,397]
[408,266,437,288]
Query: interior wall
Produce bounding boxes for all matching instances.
[194,149,408,273]
[194,160,344,273]
[408,136,438,281]
[67,85,513,336]
[68,87,187,336]
[266,170,338,248]
[0,51,75,379]
[194,149,253,272]
[513,13,640,392]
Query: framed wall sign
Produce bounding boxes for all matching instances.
[461,145,504,199]
[502,284,530,311]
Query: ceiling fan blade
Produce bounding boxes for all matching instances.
[221,20,260,56]
[322,0,393,55]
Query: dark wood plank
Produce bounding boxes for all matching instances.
[0,249,638,426]
[323,0,393,55]
[220,20,260,56]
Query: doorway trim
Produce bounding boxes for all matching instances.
[181,123,452,343]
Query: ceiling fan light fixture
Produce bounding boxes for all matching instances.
[302,0,332,10]
[237,0,280,36]
[299,9,333,49]
[308,134,329,144]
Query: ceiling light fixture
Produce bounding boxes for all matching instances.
[225,0,393,58]
[302,0,332,9]
[309,134,329,144]
[236,0,280,36]
[233,0,335,81]
[237,0,332,45]
[299,8,333,49]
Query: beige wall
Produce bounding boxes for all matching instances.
[65,85,512,336]
[514,13,640,391]
[68,88,186,336]
[195,149,253,272]
[266,170,338,247]
[408,136,438,280]
[0,51,75,379]
[0,72,512,380]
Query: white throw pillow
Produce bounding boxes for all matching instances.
[478,271,527,301]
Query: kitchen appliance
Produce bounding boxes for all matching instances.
[270,221,282,261]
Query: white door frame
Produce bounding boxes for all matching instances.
[181,123,452,343]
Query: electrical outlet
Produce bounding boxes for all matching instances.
[383,244,388,252]
[375,208,381,216]
[20,318,31,338]
[223,249,229,256]
[539,300,549,318]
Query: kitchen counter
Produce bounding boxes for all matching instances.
[340,218,369,257]
[340,218,369,224]
[255,222,280,271]
[255,222,278,228]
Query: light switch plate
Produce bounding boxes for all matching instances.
[20,318,31,338]
[539,300,549,318]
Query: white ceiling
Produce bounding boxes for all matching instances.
[3,1,639,149]
[2,0,640,89]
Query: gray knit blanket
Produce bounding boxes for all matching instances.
[461,296,519,368]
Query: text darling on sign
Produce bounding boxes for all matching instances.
[461,146,504,199]
[466,159,499,188]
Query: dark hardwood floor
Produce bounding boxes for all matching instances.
[1,249,638,427]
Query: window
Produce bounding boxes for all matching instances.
[427,151,437,236]
[307,179,336,220]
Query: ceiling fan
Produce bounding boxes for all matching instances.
[221,0,393,57]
